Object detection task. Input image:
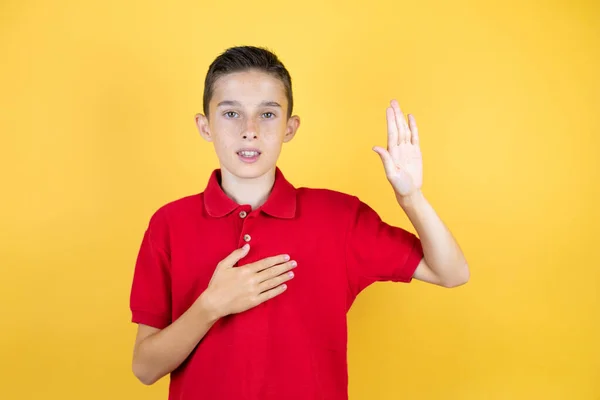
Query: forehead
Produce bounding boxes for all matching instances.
[211,70,287,105]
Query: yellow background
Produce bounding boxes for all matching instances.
[1,0,598,399]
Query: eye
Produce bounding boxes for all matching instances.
[223,111,239,118]
[262,112,275,119]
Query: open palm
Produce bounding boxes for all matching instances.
[373,100,423,197]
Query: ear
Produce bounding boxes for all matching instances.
[195,113,212,142]
[283,115,301,143]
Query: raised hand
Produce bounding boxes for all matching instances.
[201,244,297,318]
[373,99,423,198]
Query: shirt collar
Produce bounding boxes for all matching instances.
[203,167,297,219]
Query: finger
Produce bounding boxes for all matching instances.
[373,146,396,177]
[256,283,288,304]
[257,260,297,282]
[250,254,291,273]
[408,114,420,146]
[386,106,398,149]
[258,270,294,292]
[391,100,409,144]
[216,244,250,270]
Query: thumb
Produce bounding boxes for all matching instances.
[217,243,250,270]
[373,146,396,177]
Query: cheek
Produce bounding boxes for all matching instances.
[211,122,240,147]
[212,117,243,133]
[261,120,287,139]
[214,137,236,154]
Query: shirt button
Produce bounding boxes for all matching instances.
[243,234,251,242]
[239,211,247,218]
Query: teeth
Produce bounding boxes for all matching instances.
[239,151,259,157]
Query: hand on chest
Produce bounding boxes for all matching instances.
[171,211,347,314]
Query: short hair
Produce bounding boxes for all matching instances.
[202,46,293,118]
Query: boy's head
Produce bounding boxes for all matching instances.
[195,46,300,180]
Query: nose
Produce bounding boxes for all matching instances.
[242,119,258,140]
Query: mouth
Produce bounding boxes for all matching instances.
[237,148,262,163]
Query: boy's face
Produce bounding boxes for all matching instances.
[195,70,300,180]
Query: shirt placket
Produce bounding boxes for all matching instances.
[233,206,269,399]
[236,207,254,249]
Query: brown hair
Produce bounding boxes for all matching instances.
[202,46,293,118]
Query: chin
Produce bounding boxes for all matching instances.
[224,160,275,180]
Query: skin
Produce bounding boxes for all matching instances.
[132,69,469,385]
[373,100,470,287]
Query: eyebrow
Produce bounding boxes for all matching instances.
[216,100,282,108]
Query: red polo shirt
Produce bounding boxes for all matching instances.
[130,167,423,400]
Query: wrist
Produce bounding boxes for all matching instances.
[396,189,425,209]
[196,290,222,324]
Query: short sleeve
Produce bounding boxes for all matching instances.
[129,209,172,329]
[345,198,424,299]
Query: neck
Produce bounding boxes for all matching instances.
[220,167,276,210]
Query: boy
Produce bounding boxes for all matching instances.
[129,46,469,399]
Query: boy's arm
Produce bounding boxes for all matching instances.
[397,190,469,287]
[132,245,297,385]
[373,100,469,287]
[132,293,218,385]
